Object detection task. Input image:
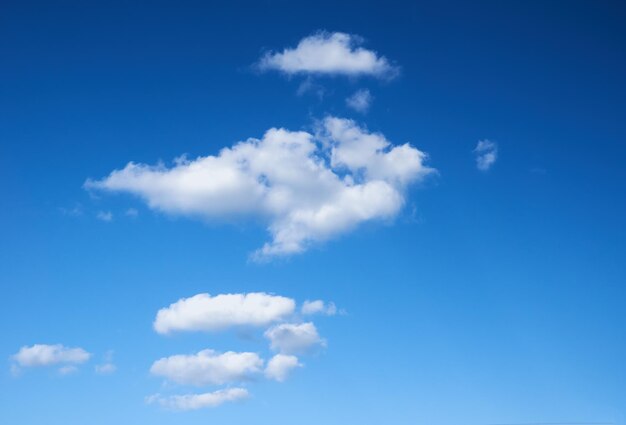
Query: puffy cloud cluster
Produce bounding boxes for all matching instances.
[86,117,433,259]
[148,292,337,410]
[258,32,398,78]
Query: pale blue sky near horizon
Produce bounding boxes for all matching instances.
[1,1,626,424]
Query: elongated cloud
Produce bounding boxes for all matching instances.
[265,322,325,354]
[146,388,249,411]
[258,32,398,78]
[150,349,263,386]
[12,344,91,368]
[154,292,296,334]
[86,117,433,258]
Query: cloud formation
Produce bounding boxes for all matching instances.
[474,140,498,171]
[346,89,373,113]
[265,354,301,382]
[258,32,398,78]
[265,322,325,354]
[150,349,263,386]
[146,388,249,411]
[153,292,296,334]
[86,117,433,259]
[301,300,337,316]
[12,344,91,368]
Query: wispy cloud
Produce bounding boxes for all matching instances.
[96,211,113,222]
[474,139,498,171]
[146,388,249,411]
[346,89,373,113]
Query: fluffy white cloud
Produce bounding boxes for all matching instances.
[264,322,325,354]
[150,349,263,386]
[86,117,433,258]
[12,344,91,368]
[265,354,301,382]
[153,292,295,334]
[146,388,249,411]
[258,32,398,78]
[346,89,372,113]
[474,139,498,171]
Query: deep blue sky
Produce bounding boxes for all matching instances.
[1,1,626,424]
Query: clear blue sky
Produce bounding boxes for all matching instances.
[1,1,626,424]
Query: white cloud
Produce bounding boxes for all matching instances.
[12,344,91,368]
[86,117,433,259]
[264,322,325,355]
[153,292,295,334]
[258,32,398,79]
[346,89,372,113]
[265,354,301,382]
[474,139,498,171]
[301,300,337,316]
[96,211,113,222]
[146,388,249,411]
[150,349,263,386]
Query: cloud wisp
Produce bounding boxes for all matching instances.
[146,388,249,411]
[474,140,498,171]
[86,117,434,259]
[258,32,398,79]
[346,89,373,113]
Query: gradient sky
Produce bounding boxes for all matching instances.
[1,1,626,424]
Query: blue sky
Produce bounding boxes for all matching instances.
[1,1,626,423]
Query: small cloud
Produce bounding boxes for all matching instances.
[346,89,372,113]
[301,300,337,316]
[146,388,249,411]
[96,211,113,222]
[258,31,399,79]
[265,354,301,382]
[474,140,498,171]
[264,322,326,355]
[125,208,138,217]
